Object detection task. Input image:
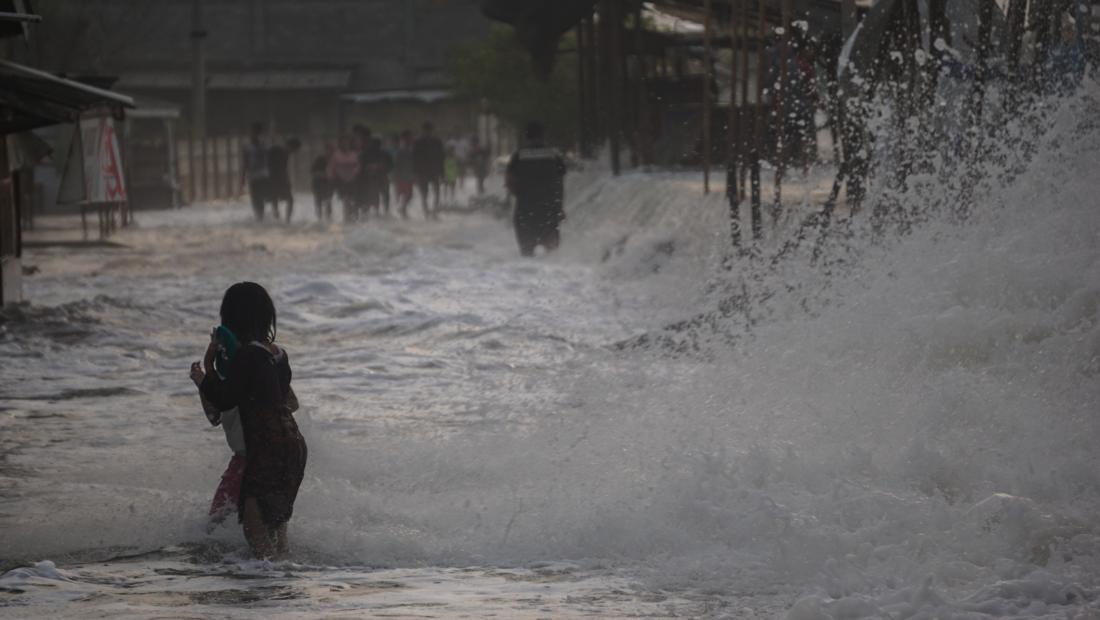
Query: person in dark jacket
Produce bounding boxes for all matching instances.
[311,144,335,222]
[506,122,567,257]
[267,138,301,223]
[412,122,444,219]
[240,122,270,221]
[393,130,416,217]
[361,137,394,217]
[350,125,373,220]
[190,282,307,559]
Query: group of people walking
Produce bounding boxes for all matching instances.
[242,121,492,224]
[238,119,566,259]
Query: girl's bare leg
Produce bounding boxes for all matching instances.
[273,523,290,558]
[242,497,275,558]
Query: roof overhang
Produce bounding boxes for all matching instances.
[126,96,182,120]
[341,89,454,104]
[117,69,352,91]
[0,59,134,133]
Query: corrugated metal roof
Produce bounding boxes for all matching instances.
[0,60,134,133]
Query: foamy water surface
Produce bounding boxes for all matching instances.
[2,85,1099,618]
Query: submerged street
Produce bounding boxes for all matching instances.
[3,117,1100,618]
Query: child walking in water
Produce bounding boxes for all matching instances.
[189,282,307,558]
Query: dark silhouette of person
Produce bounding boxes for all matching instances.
[311,144,335,221]
[361,137,393,217]
[266,137,301,223]
[393,130,416,217]
[412,122,444,218]
[506,122,566,257]
[469,136,490,195]
[350,125,373,221]
[241,122,270,221]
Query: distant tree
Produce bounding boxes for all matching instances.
[448,25,578,149]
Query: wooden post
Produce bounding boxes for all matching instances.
[213,136,222,198]
[620,0,634,167]
[632,1,645,166]
[189,137,199,204]
[727,0,742,246]
[204,137,213,201]
[585,17,600,149]
[231,136,242,197]
[970,0,994,130]
[702,0,713,194]
[577,22,590,158]
[603,0,622,175]
[1030,0,1055,89]
[739,0,750,201]
[750,0,765,240]
[773,0,791,215]
[1004,0,1026,73]
[927,0,949,102]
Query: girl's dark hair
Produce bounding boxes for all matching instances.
[220,282,277,343]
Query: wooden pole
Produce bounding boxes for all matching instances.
[727,0,741,246]
[585,17,600,148]
[927,0,949,103]
[971,0,994,130]
[204,138,213,201]
[633,1,645,166]
[620,1,634,167]
[577,22,590,157]
[213,136,223,198]
[611,0,623,174]
[773,0,791,215]
[750,0,765,240]
[600,0,622,175]
[191,0,207,144]
[190,136,199,204]
[1030,0,1055,90]
[1004,0,1027,74]
[739,0,750,201]
[702,0,713,194]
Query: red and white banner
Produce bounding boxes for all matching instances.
[79,116,127,203]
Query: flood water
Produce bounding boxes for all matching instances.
[2,87,1100,618]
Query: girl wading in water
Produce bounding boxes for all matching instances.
[190,282,307,558]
